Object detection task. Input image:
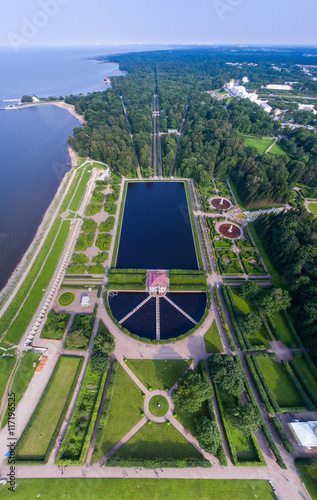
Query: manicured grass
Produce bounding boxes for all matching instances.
[292,357,317,401]
[308,203,317,218]
[296,465,317,500]
[16,356,82,462]
[58,291,75,306]
[231,288,270,346]
[68,168,92,212]
[269,143,288,156]
[125,359,192,391]
[204,321,223,353]
[248,223,287,288]
[257,358,303,409]
[242,134,274,155]
[3,221,71,347]
[0,478,275,500]
[113,423,203,461]
[1,352,40,428]
[0,355,16,401]
[149,395,169,417]
[175,397,210,436]
[94,364,144,455]
[269,311,296,345]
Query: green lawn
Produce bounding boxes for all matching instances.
[292,357,317,401]
[2,352,40,428]
[175,398,210,436]
[0,478,275,500]
[231,288,270,346]
[248,223,287,288]
[257,358,303,409]
[149,395,169,417]
[113,422,203,460]
[241,134,274,155]
[296,466,317,500]
[204,321,223,353]
[0,355,16,401]
[93,364,144,457]
[269,143,288,156]
[69,169,92,212]
[269,311,296,345]
[125,359,192,391]
[308,203,317,218]
[16,356,82,461]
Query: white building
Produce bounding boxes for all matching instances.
[256,100,272,113]
[266,84,293,91]
[289,421,317,448]
[81,295,90,307]
[298,103,317,114]
[242,76,249,84]
[32,96,40,103]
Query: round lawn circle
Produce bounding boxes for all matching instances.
[58,291,75,307]
[149,395,169,417]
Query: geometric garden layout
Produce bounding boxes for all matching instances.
[0,79,316,500]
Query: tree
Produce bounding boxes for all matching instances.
[208,354,244,396]
[239,312,262,335]
[172,370,213,413]
[240,281,260,300]
[94,330,115,355]
[194,416,222,455]
[21,95,33,103]
[260,288,291,315]
[91,352,110,374]
[229,402,261,436]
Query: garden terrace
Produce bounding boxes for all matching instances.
[216,250,244,276]
[15,356,83,463]
[240,251,266,275]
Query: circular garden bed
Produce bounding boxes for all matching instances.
[58,291,75,307]
[211,197,231,210]
[149,395,169,417]
[219,223,241,239]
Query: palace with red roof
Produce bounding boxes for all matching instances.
[148,271,167,293]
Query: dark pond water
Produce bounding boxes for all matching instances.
[121,297,156,340]
[166,292,207,322]
[115,182,198,270]
[160,297,195,340]
[108,292,148,322]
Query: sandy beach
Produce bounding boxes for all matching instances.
[8,100,85,125]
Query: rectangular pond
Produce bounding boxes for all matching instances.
[116,182,198,270]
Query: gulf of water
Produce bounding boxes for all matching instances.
[0,45,163,290]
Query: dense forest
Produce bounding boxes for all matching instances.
[254,209,317,359]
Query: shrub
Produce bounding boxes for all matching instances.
[66,263,86,274]
[87,264,105,274]
[85,204,102,216]
[58,292,75,307]
[72,253,88,263]
[75,232,94,251]
[92,252,108,263]
[99,217,115,232]
[41,312,68,339]
[105,458,210,468]
[96,233,112,251]
[271,417,295,454]
[81,218,97,233]
[104,202,117,215]
[91,191,105,203]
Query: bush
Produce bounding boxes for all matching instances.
[92,252,108,263]
[58,292,75,307]
[66,263,86,274]
[72,253,88,263]
[104,202,117,215]
[85,203,102,216]
[290,359,317,408]
[81,218,97,233]
[41,311,68,339]
[96,233,112,251]
[87,264,105,274]
[91,352,111,374]
[75,232,94,251]
[271,417,295,454]
[105,458,211,468]
[99,217,115,232]
[91,191,105,203]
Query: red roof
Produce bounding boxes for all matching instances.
[149,272,167,289]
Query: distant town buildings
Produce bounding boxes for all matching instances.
[225,80,272,113]
[242,76,249,84]
[298,103,317,114]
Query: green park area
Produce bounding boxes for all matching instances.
[112,422,203,461]
[269,143,288,156]
[92,363,144,461]
[204,321,223,353]
[0,355,16,401]
[256,357,305,410]
[296,462,317,500]
[241,134,275,155]
[308,203,317,218]
[16,356,83,463]
[126,359,192,391]
[0,478,275,500]
[268,311,297,346]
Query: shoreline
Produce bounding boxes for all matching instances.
[0,145,79,310]
[4,100,85,125]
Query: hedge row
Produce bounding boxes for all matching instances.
[251,355,282,413]
[108,268,147,274]
[281,360,314,411]
[213,286,235,351]
[169,269,206,276]
[282,311,303,348]
[198,216,212,273]
[271,417,295,454]
[184,181,204,271]
[222,285,247,351]
[235,356,286,469]
[289,359,317,409]
[245,355,275,414]
[106,458,211,468]
[302,351,317,378]
[111,180,127,267]
[15,356,83,465]
[200,361,227,466]
[254,303,275,342]
[92,360,118,462]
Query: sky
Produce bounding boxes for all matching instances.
[1,0,316,49]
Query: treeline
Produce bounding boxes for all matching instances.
[254,209,317,359]
[281,128,317,187]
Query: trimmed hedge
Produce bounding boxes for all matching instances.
[251,355,282,413]
[105,458,211,468]
[214,286,235,351]
[198,216,212,273]
[111,181,128,267]
[234,356,286,469]
[222,285,247,351]
[283,311,303,348]
[290,359,317,409]
[271,417,295,454]
[254,303,275,342]
[281,360,314,411]
[245,355,275,414]
[184,181,204,270]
